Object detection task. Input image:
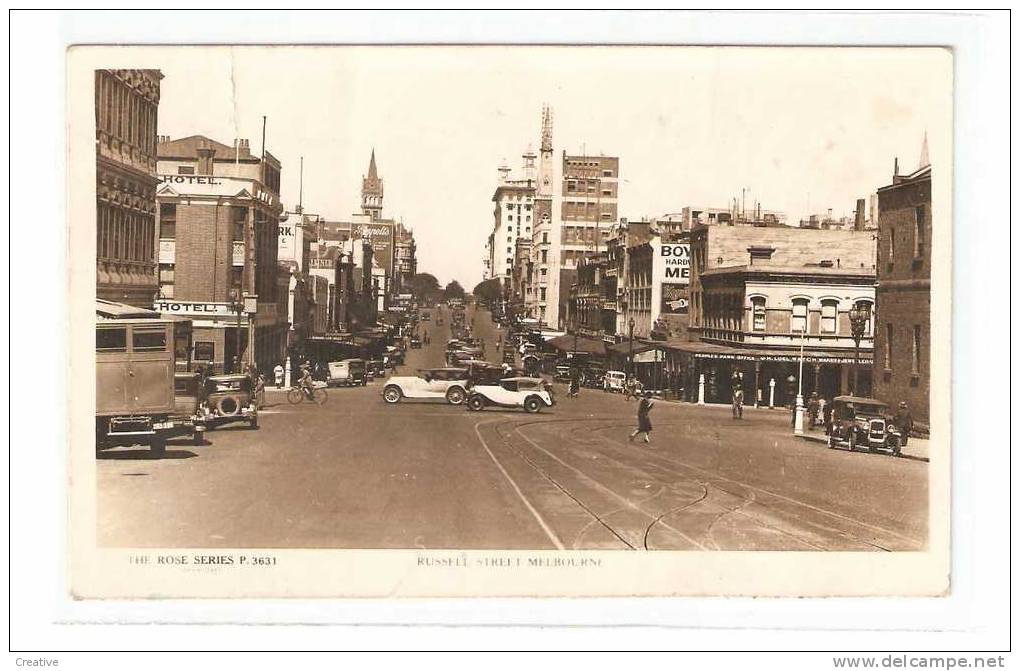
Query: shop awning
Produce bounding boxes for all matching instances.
[606,339,657,355]
[545,334,607,356]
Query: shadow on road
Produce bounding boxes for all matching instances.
[96,448,198,460]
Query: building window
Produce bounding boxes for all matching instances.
[232,206,248,242]
[177,165,195,175]
[602,169,613,177]
[912,324,922,374]
[542,232,549,244]
[888,225,895,263]
[540,288,547,301]
[159,203,176,239]
[96,327,127,352]
[885,323,893,370]
[231,266,243,288]
[158,264,174,284]
[508,215,513,222]
[791,298,809,333]
[194,341,215,362]
[820,300,838,334]
[751,297,766,331]
[914,205,925,259]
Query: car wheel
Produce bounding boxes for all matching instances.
[467,395,486,411]
[383,385,403,404]
[524,396,542,413]
[446,386,466,405]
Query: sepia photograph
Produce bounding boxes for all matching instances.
[65,43,954,599]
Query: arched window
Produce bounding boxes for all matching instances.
[750,296,766,331]
[791,298,809,333]
[820,299,839,334]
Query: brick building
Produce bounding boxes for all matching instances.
[153,134,285,374]
[661,225,878,405]
[873,159,931,427]
[95,69,162,307]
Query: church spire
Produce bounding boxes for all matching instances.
[918,131,930,169]
[361,148,384,220]
[368,148,378,180]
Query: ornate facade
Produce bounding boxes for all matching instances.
[95,69,162,307]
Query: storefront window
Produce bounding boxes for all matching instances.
[791,299,808,333]
[194,341,215,362]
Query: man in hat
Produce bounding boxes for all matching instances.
[894,401,913,446]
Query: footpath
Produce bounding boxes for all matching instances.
[652,396,930,463]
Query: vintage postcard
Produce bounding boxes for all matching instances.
[68,45,952,598]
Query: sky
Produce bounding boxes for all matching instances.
[149,46,951,289]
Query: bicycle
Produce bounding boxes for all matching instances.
[287,383,327,405]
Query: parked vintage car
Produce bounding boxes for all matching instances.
[603,370,628,393]
[582,366,608,389]
[409,335,422,349]
[827,395,902,455]
[199,374,259,430]
[386,345,405,366]
[382,368,471,405]
[554,365,573,383]
[466,377,555,413]
[465,361,508,387]
[366,359,387,380]
[326,358,367,387]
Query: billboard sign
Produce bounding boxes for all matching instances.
[660,283,689,314]
[656,242,691,284]
[353,222,394,273]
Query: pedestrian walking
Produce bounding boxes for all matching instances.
[273,363,285,388]
[629,391,655,444]
[894,401,913,446]
[823,398,833,435]
[254,373,266,409]
[807,392,820,429]
[732,386,744,419]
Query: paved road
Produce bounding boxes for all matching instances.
[98,305,928,551]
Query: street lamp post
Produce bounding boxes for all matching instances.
[230,289,244,374]
[794,326,807,435]
[848,303,869,395]
[628,317,636,378]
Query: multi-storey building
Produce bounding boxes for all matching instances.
[95,69,162,307]
[393,221,417,294]
[661,225,878,406]
[490,160,537,282]
[153,134,285,374]
[873,154,931,428]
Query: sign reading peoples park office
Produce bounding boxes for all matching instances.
[656,242,691,284]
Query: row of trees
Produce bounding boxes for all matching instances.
[408,273,465,305]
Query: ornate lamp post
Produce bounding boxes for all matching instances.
[628,316,636,377]
[848,302,870,395]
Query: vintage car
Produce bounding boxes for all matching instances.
[502,349,517,365]
[326,358,367,387]
[447,348,484,366]
[409,335,422,349]
[420,312,431,322]
[382,367,471,405]
[553,365,573,383]
[386,345,405,366]
[465,361,509,387]
[199,374,259,430]
[466,377,555,413]
[521,353,542,377]
[582,366,608,389]
[366,359,387,380]
[827,395,902,455]
[603,370,628,393]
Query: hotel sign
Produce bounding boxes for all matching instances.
[152,301,236,317]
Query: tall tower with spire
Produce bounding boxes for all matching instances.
[361,149,384,221]
[537,104,554,198]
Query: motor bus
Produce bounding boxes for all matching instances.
[96,300,205,455]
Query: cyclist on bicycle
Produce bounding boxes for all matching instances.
[298,361,315,399]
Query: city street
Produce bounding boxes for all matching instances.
[98,306,928,551]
